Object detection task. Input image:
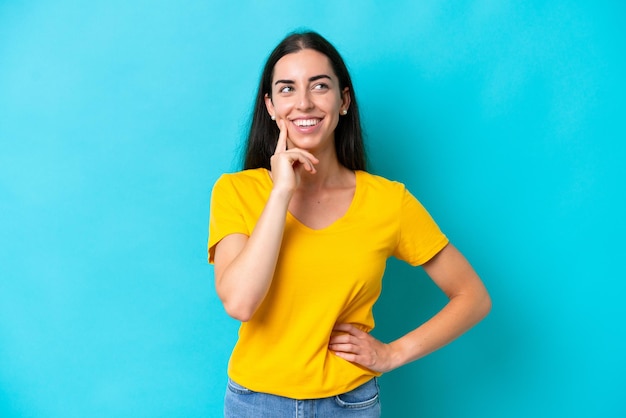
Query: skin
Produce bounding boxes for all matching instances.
[214,48,492,374]
[328,244,491,372]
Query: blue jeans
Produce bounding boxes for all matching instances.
[224,377,381,417]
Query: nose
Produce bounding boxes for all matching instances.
[296,90,314,111]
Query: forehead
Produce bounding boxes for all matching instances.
[272,49,336,81]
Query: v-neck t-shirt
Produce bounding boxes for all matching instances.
[208,168,448,399]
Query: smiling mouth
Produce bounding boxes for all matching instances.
[293,118,321,127]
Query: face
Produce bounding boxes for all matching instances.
[265,49,350,153]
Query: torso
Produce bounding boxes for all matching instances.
[210,167,449,398]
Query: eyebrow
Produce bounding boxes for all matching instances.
[274,74,332,85]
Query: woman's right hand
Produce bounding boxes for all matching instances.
[215,118,317,322]
[269,119,319,194]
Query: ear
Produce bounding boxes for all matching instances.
[264,93,275,119]
[341,87,351,113]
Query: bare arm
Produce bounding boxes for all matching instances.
[330,243,492,372]
[213,190,290,322]
[213,119,318,321]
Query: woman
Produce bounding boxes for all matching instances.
[208,31,491,417]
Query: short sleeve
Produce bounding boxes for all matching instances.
[207,174,250,263]
[393,187,449,266]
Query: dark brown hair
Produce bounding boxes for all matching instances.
[243,31,366,171]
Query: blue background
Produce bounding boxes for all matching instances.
[1,1,624,417]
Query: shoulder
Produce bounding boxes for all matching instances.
[357,170,407,196]
[213,168,271,191]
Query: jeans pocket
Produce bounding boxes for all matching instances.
[227,378,254,395]
[334,378,380,409]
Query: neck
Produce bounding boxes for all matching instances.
[297,151,351,191]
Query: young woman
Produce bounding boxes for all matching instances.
[208,31,491,417]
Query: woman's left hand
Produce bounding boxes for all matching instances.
[329,323,397,373]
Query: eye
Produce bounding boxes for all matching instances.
[278,85,294,94]
[313,83,329,91]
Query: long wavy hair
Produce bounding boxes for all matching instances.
[242,31,366,171]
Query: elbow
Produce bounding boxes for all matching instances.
[222,299,256,322]
[216,282,258,322]
[478,291,492,320]
[227,310,254,323]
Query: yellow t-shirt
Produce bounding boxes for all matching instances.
[208,168,448,399]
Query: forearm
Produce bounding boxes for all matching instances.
[216,188,292,321]
[388,289,491,370]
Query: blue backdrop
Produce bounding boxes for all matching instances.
[1,1,624,417]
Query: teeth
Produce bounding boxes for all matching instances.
[293,119,319,127]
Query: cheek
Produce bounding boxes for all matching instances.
[326,95,343,113]
[271,99,292,116]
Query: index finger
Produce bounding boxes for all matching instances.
[332,323,365,336]
[274,119,287,154]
